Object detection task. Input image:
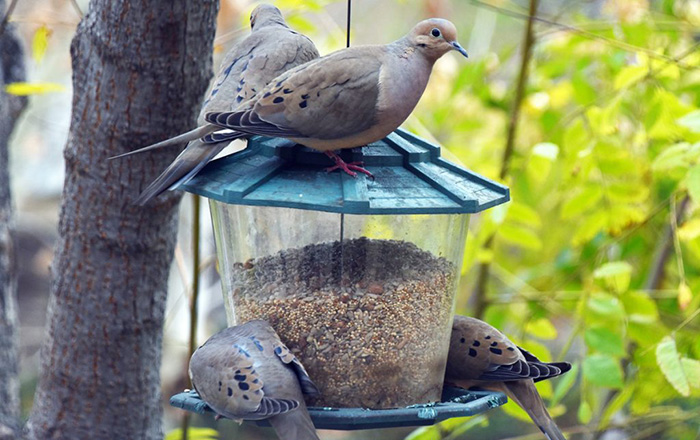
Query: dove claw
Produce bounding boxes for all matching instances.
[324,151,374,179]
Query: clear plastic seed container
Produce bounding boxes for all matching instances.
[212,204,468,408]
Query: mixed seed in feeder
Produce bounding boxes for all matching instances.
[228,237,456,409]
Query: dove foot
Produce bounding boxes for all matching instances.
[324,151,374,179]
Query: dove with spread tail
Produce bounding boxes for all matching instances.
[110,4,319,205]
[204,18,469,177]
[445,315,571,440]
[189,320,320,440]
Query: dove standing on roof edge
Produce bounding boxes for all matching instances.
[110,4,320,205]
[205,18,469,178]
[445,315,571,440]
[189,320,321,440]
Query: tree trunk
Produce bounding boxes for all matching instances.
[0,12,27,440]
[24,1,218,439]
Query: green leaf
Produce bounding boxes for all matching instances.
[677,109,700,132]
[551,363,579,406]
[614,65,647,90]
[563,119,589,155]
[593,261,632,292]
[284,15,316,34]
[593,261,632,279]
[656,335,690,396]
[517,339,554,363]
[583,353,624,388]
[501,397,533,422]
[648,89,693,140]
[404,426,441,440]
[586,104,617,135]
[447,415,489,437]
[622,291,659,324]
[164,428,219,440]
[532,142,559,160]
[561,186,603,219]
[652,142,700,173]
[686,165,700,204]
[578,400,593,424]
[5,82,66,96]
[587,293,625,320]
[678,281,693,311]
[505,202,542,228]
[607,183,649,204]
[681,358,700,390]
[651,58,680,80]
[607,204,646,235]
[498,223,543,250]
[525,318,558,340]
[678,218,700,241]
[584,326,625,356]
[572,211,607,246]
[599,385,634,428]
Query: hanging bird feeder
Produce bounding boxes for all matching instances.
[169,129,509,428]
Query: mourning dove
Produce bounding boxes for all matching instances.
[204,18,468,177]
[110,4,319,205]
[445,315,571,440]
[189,320,320,440]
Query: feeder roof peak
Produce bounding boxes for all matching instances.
[179,129,509,215]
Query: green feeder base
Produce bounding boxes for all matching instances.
[169,387,506,430]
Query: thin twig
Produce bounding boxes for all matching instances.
[470,0,695,69]
[181,194,202,440]
[471,0,539,318]
[69,0,83,18]
[645,195,690,290]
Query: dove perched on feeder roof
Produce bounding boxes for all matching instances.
[204,17,469,177]
[445,315,571,440]
[189,320,321,440]
[110,4,320,205]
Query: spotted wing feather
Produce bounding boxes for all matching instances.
[205,48,382,141]
[272,338,320,396]
[189,341,265,418]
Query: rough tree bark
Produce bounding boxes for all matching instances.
[24,1,218,438]
[0,7,27,439]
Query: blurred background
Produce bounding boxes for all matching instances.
[6,0,700,439]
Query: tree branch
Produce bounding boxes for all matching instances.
[24,2,218,438]
[471,0,539,318]
[0,11,26,438]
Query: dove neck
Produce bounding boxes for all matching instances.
[391,37,441,64]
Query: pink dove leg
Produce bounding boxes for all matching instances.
[324,151,374,179]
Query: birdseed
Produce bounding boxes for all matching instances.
[228,237,456,409]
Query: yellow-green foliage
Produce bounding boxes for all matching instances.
[408,0,700,438]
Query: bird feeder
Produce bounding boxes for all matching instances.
[179,129,509,411]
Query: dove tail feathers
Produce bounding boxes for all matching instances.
[505,380,567,440]
[268,403,319,440]
[135,138,235,205]
[109,124,220,160]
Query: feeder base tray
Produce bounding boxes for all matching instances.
[169,387,506,430]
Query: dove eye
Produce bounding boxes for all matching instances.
[431,28,441,37]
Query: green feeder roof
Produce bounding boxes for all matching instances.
[178,128,509,215]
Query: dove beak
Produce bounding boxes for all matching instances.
[451,41,468,58]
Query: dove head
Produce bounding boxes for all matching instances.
[250,4,287,30]
[409,19,468,61]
